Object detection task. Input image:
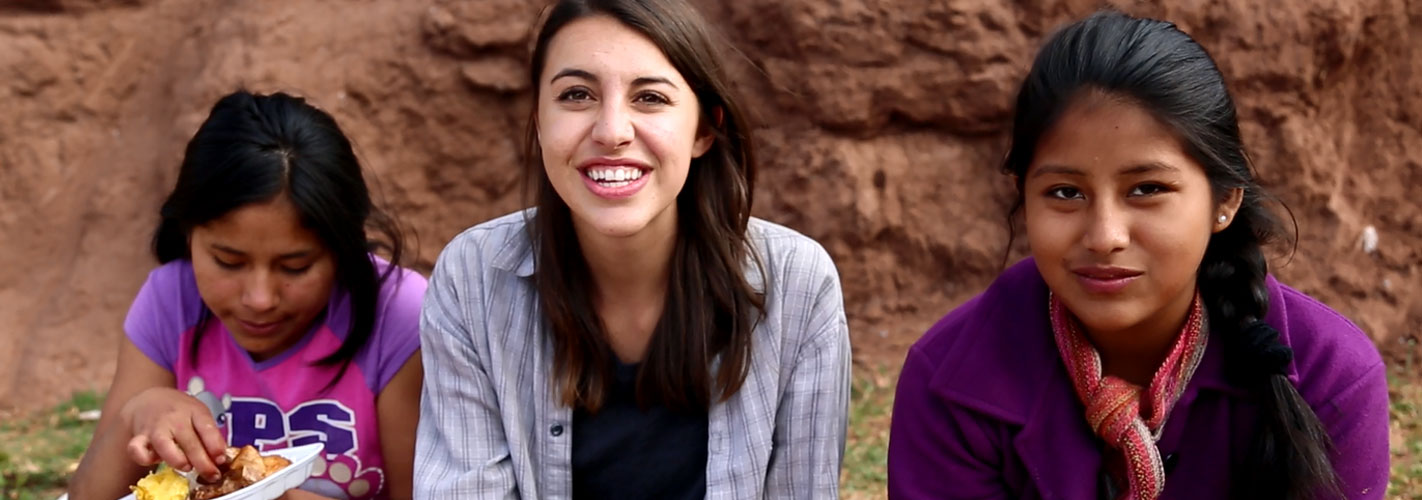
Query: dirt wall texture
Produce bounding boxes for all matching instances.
[1,0,1418,414]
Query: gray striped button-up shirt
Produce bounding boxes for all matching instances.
[414,211,851,499]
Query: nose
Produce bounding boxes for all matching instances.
[242,270,280,313]
[590,100,634,150]
[1082,200,1130,255]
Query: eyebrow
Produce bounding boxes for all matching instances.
[551,68,597,84]
[549,68,679,90]
[211,244,314,260]
[1030,161,1180,179]
[632,76,677,89]
[1120,162,1181,176]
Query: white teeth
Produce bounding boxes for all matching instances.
[587,166,644,183]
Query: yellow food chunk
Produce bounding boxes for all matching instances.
[131,466,190,500]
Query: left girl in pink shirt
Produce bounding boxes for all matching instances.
[69,90,425,500]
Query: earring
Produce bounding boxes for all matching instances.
[1218,214,1228,223]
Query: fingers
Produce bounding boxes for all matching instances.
[193,413,230,465]
[146,428,193,473]
[172,423,222,481]
[122,388,233,480]
[127,434,161,466]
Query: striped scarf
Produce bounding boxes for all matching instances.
[1050,292,1209,500]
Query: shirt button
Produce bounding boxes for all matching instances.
[550,424,564,437]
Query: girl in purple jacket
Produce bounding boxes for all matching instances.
[888,10,1388,500]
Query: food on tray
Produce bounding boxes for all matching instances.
[131,466,188,500]
[192,445,291,500]
[130,445,291,500]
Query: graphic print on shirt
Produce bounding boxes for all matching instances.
[189,372,384,500]
[185,376,232,427]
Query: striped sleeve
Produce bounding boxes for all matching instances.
[762,236,852,498]
[413,232,520,500]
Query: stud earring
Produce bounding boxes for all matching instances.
[1218,214,1228,223]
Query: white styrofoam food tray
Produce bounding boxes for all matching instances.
[117,442,324,500]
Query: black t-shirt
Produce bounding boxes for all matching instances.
[572,360,709,499]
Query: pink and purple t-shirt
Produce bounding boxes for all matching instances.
[125,257,426,500]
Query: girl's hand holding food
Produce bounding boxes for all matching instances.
[121,387,229,482]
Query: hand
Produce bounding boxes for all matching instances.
[120,387,229,481]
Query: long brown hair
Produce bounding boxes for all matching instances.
[524,0,764,413]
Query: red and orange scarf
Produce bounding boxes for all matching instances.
[1050,292,1209,500]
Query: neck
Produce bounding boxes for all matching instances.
[572,209,677,363]
[1085,288,1198,387]
[574,214,677,302]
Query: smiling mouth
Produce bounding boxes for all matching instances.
[577,162,651,199]
[239,319,282,335]
[1072,267,1143,280]
[581,165,646,188]
[1070,266,1143,294]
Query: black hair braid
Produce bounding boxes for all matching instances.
[1198,209,1339,500]
[1003,11,1344,497]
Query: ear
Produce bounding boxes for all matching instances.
[691,107,721,159]
[692,131,714,158]
[1213,187,1245,233]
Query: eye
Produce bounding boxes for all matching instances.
[280,264,313,275]
[633,91,671,105]
[556,87,593,103]
[1046,186,1084,200]
[212,256,241,270]
[1129,183,1171,197]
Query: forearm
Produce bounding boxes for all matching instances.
[69,420,146,500]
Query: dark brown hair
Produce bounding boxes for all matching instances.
[524,0,764,413]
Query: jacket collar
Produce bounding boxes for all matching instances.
[930,258,1271,498]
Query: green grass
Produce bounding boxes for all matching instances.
[3,367,1420,500]
[0,391,101,500]
[1390,360,1422,499]
[841,364,895,499]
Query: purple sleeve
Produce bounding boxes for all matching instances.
[122,261,205,372]
[1319,362,1390,499]
[887,346,1011,500]
[358,264,427,393]
[1272,282,1390,499]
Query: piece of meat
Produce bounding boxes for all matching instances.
[262,455,291,473]
[231,446,266,484]
[190,445,287,500]
[192,479,245,500]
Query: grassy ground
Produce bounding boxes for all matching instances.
[1390,354,1422,499]
[840,363,896,500]
[0,391,101,500]
[2,365,1418,500]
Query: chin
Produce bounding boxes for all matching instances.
[588,220,651,238]
[572,207,658,238]
[1059,296,1142,333]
